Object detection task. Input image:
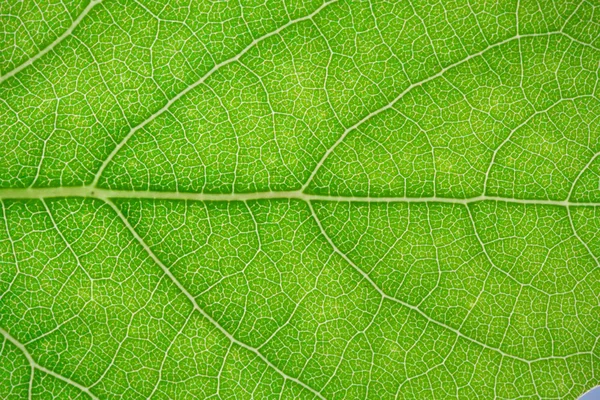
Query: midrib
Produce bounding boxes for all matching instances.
[0,186,597,207]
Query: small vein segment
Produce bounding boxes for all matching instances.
[0,327,99,400]
[0,0,103,84]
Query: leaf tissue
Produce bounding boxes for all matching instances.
[0,0,599,398]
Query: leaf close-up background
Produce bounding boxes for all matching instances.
[1,0,599,398]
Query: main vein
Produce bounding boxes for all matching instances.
[0,187,598,207]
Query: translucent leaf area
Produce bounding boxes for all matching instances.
[0,0,599,398]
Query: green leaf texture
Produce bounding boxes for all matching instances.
[1,0,599,398]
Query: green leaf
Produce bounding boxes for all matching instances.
[0,0,599,398]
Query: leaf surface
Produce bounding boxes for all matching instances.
[0,0,599,398]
